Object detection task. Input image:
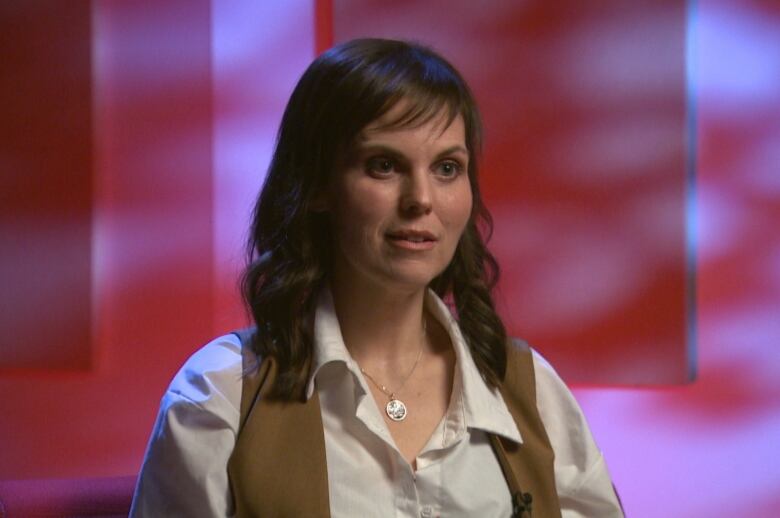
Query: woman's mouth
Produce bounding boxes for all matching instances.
[386,230,437,250]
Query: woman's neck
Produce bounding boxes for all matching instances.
[329,277,430,370]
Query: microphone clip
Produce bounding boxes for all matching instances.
[511,491,533,517]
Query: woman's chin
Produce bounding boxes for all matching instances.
[380,266,445,292]
[331,252,449,295]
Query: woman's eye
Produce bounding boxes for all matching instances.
[366,157,395,175]
[436,160,462,177]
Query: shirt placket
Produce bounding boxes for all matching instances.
[345,362,416,518]
[409,366,466,518]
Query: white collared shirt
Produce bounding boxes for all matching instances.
[130,290,623,517]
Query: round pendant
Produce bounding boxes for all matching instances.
[386,399,407,421]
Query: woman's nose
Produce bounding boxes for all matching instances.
[400,169,433,215]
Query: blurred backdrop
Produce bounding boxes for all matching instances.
[0,1,778,516]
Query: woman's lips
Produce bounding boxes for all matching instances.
[386,230,437,250]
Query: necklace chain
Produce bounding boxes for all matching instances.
[360,343,423,399]
[356,318,427,422]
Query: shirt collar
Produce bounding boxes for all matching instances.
[423,291,522,444]
[307,287,353,399]
[305,286,523,445]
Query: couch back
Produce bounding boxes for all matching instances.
[0,476,135,517]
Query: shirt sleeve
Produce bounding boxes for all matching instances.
[129,335,244,518]
[531,350,625,518]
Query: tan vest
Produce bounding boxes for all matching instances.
[227,331,562,518]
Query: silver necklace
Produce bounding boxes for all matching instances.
[359,321,426,422]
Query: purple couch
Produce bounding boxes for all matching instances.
[0,476,136,517]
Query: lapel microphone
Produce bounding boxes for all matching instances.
[511,491,533,517]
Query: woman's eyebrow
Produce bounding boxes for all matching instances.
[355,143,469,161]
[434,145,469,160]
[355,144,407,160]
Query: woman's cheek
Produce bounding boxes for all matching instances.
[442,188,472,232]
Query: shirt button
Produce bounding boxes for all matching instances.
[420,506,433,518]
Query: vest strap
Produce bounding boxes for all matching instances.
[227,330,331,517]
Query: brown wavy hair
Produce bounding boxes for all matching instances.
[242,38,507,400]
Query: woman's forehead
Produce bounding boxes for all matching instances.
[352,118,467,161]
[369,94,459,127]
[360,102,464,143]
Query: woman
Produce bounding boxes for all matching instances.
[131,38,624,517]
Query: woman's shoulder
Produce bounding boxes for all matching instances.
[517,342,624,514]
[507,340,584,424]
[132,334,246,516]
[503,339,582,432]
[164,332,245,415]
[511,340,618,505]
[505,337,575,405]
[505,337,601,461]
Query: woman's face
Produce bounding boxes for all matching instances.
[326,105,473,293]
